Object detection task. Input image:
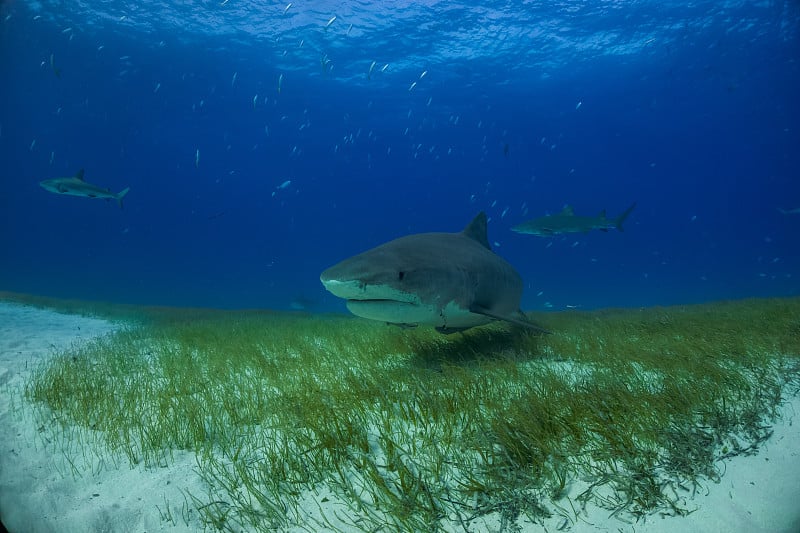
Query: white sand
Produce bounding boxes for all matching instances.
[565,408,800,533]
[1,301,798,532]
[0,303,204,533]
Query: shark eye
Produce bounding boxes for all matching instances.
[398,271,405,281]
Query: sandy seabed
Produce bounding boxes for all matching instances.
[1,301,798,533]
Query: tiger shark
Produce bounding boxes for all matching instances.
[39,169,130,209]
[512,203,636,237]
[320,212,549,334]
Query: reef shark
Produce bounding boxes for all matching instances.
[39,169,130,209]
[777,207,800,215]
[320,213,549,334]
[512,203,636,237]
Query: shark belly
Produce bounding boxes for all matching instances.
[345,299,438,325]
[345,299,490,329]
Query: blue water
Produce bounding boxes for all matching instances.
[1,0,798,313]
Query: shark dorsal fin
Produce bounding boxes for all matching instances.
[463,212,491,250]
[598,209,606,218]
[560,205,574,216]
[75,169,85,181]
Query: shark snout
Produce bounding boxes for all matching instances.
[320,261,373,300]
[320,276,362,300]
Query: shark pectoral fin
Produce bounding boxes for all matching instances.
[469,304,504,322]
[469,304,551,334]
[388,322,418,330]
[600,228,608,232]
[435,326,471,334]
[512,309,552,334]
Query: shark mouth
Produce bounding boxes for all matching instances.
[321,278,419,304]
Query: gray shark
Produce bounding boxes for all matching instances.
[320,212,549,333]
[39,169,130,209]
[512,203,636,237]
[777,207,800,215]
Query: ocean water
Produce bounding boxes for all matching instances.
[1,0,798,314]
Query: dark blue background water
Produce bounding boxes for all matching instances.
[1,0,798,313]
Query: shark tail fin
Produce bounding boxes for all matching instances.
[615,202,637,232]
[116,187,130,209]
